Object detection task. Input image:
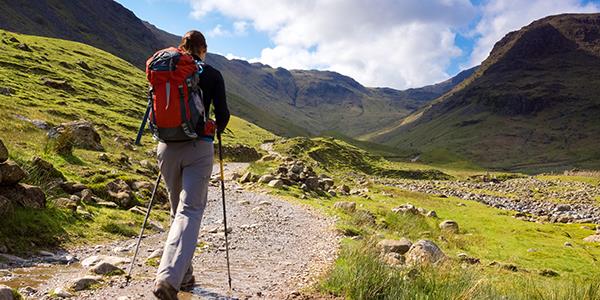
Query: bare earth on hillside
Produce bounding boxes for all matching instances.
[17,163,339,299]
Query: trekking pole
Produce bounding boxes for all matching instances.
[217,132,233,292]
[125,172,162,286]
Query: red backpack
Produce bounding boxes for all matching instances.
[145,47,206,142]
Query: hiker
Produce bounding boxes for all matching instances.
[152,30,230,300]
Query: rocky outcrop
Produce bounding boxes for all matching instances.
[254,159,339,195]
[0,140,46,211]
[48,120,103,151]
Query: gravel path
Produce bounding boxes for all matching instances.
[7,163,339,299]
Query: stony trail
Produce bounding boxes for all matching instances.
[4,163,339,300]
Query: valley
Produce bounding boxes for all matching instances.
[0,2,599,300]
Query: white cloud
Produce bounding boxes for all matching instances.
[207,24,228,37]
[189,0,476,89]
[233,21,249,35]
[468,0,599,67]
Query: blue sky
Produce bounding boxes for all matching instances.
[116,0,599,89]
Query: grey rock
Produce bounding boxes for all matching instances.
[70,275,102,291]
[90,261,123,275]
[377,238,412,255]
[392,204,419,215]
[51,287,73,298]
[239,172,253,183]
[81,255,129,268]
[0,285,13,300]
[439,220,459,233]
[258,174,275,184]
[48,120,103,151]
[0,184,46,209]
[0,161,26,185]
[268,179,284,188]
[382,252,405,266]
[426,210,438,218]
[405,240,446,265]
[80,189,94,203]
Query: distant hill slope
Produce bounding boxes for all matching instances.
[0,0,473,138]
[370,13,600,171]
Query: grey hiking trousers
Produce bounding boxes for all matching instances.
[155,139,214,290]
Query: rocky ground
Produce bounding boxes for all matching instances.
[387,176,600,224]
[1,163,339,300]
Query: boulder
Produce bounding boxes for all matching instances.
[90,262,124,275]
[239,172,253,183]
[377,238,412,255]
[0,161,27,185]
[267,180,284,188]
[53,197,78,211]
[405,240,446,265]
[0,140,7,163]
[0,195,13,216]
[106,179,134,208]
[29,156,66,182]
[0,284,13,300]
[305,176,320,191]
[439,220,459,233]
[70,275,102,291]
[48,120,103,151]
[0,184,45,208]
[382,252,405,266]
[51,287,73,298]
[392,204,419,215]
[258,174,275,184]
[583,235,600,243]
[333,201,356,213]
[60,182,87,194]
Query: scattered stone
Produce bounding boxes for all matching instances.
[0,183,46,208]
[76,206,93,219]
[70,275,102,291]
[53,197,78,211]
[51,287,73,298]
[80,189,94,203]
[48,120,103,151]
[237,200,251,205]
[97,201,119,208]
[457,253,480,264]
[42,78,74,92]
[382,252,405,266]
[128,206,147,215]
[239,172,253,183]
[106,179,134,208]
[139,160,158,173]
[439,220,459,234]
[81,255,129,268]
[426,210,438,218]
[457,203,467,207]
[98,153,110,162]
[90,261,124,275]
[539,269,559,277]
[147,249,163,260]
[405,240,446,265]
[0,140,7,163]
[392,204,419,215]
[148,221,165,232]
[0,285,13,300]
[17,43,31,52]
[555,204,571,212]
[258,200,272,206]
[0,87,14,97]
[377,238,412,255]
[339,184,351,195]
[76,60,91,70]
[583,235,600,243]
[527,248,538,253]
[327,189,337,197]
[17,286,36,297]
[0,161,27,185]
[564,242,573,247]
[268,179,284,188]
[258,174,274,184]
[333,201,356,213]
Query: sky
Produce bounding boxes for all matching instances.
[116,0,600,89]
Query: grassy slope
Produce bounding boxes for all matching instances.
[250,137,600,299]
[0,29,274,251]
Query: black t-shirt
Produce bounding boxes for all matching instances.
[196,60,230,133]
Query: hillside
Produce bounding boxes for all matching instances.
[370,13,600,172]
[0,0,475,138]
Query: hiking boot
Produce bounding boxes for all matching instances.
[180,275,195,292]
[153,280,178,300]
